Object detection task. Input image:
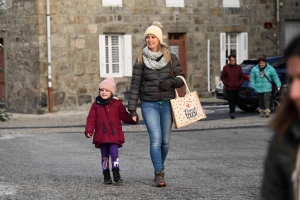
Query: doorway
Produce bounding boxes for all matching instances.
[168,33,187,75]
[0,38,5,102]
[168,33,187,96]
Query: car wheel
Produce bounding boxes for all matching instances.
[237,103,259,112]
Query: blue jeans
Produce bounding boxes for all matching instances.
[141,100,172,172]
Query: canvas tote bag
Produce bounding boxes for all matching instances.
[170,76,206,129]
[293,145,300,200]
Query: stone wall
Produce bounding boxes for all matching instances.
[0,0,43,113]
[0,0,283,113]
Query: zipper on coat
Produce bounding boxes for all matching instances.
[103,122,107,133]
[110,122,115,135]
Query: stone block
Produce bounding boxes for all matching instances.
[75,39,85,49]
[85,62,98,75]
[53,91,66,106]
[95,16,107,24]
[86,36,98,50]
[40,92,48,108]
[51,35,67,48]
[88,24,97,33]
[73,62,85,76]
[87,0,99,6]
[63,76,77,95]
[62,25,75,34]
[78,95,92,106]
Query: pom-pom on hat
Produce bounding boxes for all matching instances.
[144,21,163,44]
[99,77,116,95]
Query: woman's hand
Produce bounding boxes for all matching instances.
[160,78,175,90]
[85,132,92,138]
[132,116,137,122]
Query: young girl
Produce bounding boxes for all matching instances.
[85,77,137,185]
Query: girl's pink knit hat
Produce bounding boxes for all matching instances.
[99,77,116,94]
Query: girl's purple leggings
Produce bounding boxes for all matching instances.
[100,143,119,171]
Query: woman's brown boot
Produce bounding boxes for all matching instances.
[154,171,166,187]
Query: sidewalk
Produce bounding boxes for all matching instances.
[0,97,271,134]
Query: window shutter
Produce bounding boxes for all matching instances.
[123,35,132,77]
[237,32,248,64]
[99,35,106,78]
[102,0,122,7]
[220,33,226,71]
[166,0,184,7]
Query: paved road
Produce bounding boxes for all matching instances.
[0,127,272,199]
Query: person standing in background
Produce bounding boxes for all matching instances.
[221,55,244,119]
[250,57,281,118]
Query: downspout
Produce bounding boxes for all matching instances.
[46,0,53,113]
[276,0,280,54]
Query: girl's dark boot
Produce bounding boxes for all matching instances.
[103,170,112,184]
[112,168,123,185]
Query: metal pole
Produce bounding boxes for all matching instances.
[46,0,53,113]
[207,39,210,92]
[276,0,280,54]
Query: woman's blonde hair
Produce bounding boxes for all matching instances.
[137,43,172,65]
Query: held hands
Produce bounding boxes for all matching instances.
[130,110,138,123]
[160,78,175,90]
[85,132,92,138]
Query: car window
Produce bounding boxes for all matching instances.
[269,58,283,68]
[242,64,255,72]
[277,62,286,69]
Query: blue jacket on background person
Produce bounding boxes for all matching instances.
[250,63,281,93]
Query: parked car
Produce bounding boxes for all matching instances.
[215,55,286,112]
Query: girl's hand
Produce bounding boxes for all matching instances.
[132,116,137,122]
[85,133,92,138]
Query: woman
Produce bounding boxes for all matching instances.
[250,57,281,117]
[261,34,300,199]
[128,21,185,187]
[220,55,243,119]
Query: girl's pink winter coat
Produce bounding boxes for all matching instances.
[85,99,136,148]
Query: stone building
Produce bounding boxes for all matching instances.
[0,0,299,113]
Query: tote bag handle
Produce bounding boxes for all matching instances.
[174,76,190,98]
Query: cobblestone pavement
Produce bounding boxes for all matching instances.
[0,98,271,134]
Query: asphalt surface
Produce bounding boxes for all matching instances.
[0,98,274,199]
[0,127,272,200]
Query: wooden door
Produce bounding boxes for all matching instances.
[0,38,4,101]
[168,33,187,97]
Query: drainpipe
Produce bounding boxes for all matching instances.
[46,0,53,113]
[276,0,280,54]
[207,39,210,92]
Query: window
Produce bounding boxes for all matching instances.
[99,35,132,77]
[220,32,248,70]
[166,0,184,7]
[102,0,122,7]
[0,0,7,10]
[223,0,240,8]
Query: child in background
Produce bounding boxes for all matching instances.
[85,77,138,185]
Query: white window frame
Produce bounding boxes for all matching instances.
[99,34,132,78]
[166,0,184,7]
[220,32,248,70]
[102,0,122,7]
[223,0,240,8]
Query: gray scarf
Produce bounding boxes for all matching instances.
[143,47,168,70]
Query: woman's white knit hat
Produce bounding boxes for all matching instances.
[144,21,163,44]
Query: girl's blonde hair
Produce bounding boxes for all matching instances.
[137,43,172,66]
